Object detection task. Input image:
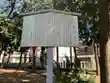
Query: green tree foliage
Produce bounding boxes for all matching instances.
[54,67,96,83]
[0,16,21,50]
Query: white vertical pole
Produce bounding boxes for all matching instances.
[47,47,53,83]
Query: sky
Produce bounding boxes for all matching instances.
[0,0,5,7]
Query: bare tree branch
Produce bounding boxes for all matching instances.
[8,0,16,17]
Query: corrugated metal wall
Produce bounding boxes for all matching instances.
[21,12,79,47]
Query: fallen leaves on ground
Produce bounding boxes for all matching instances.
[0,69,46,83]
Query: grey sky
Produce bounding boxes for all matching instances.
[0,0,5,6]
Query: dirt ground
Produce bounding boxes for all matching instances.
[0,68,46,83]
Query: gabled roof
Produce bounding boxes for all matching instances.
[19,9,81,17]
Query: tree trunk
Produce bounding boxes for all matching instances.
[73,47,77,59]
[1,51,6,68]
[56,47,59,67]
[18,51,23,68]
[40,47,45,68]
[24,53,27,64]
[107,39,110,82]
[0,42,2,56]
[93,42,100,75]
[70,47,72,68]
[8,0,16,17]
[73,47,80,68]
[1,55,5,68]
[6,53,11,64]
[99,0,109,83]
[32,47,36,71]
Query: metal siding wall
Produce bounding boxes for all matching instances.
[21,12,79,47]
[21,15,35,47]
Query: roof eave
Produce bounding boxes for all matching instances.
[19,9,81,17]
